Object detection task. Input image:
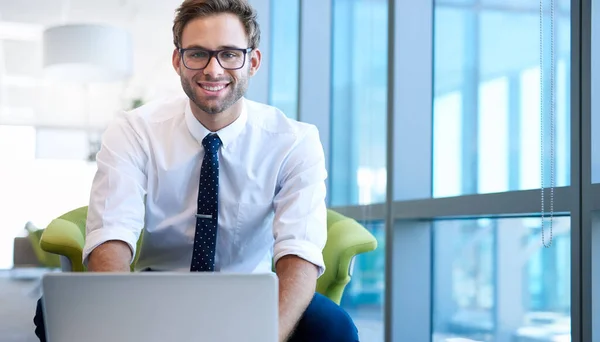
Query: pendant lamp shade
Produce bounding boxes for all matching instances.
[43,24,133,83]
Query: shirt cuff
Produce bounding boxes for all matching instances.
[82,228,139,267]
[273,239,326,277]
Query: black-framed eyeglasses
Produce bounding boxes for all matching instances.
[179,47,253,70]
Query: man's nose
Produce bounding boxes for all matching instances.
[203,56,224,77]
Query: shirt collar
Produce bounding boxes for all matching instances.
[184,98,248,149]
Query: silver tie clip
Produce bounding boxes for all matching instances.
[195,214,213,219]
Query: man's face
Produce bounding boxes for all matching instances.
[173,13,261,115]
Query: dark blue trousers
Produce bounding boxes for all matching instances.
[288,293,359,342]
[34,292,359,341]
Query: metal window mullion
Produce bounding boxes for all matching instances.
[387,0,434,340]
[592,2,600,335]
[385,0,395,339]
[570,0,592,340]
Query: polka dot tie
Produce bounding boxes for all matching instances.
[190,133,222,272]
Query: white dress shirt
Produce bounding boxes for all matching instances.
[82,96,328,275]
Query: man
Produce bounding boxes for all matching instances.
[34,0,359,341]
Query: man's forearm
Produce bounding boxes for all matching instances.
[275,255,319,342]
[87,240,132,272]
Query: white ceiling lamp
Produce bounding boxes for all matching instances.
[42,24,133,83]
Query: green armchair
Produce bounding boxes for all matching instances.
[40,206,377,304]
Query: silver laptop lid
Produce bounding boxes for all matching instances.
[42,272,278,342]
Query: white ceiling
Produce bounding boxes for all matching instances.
[0,0,187,129]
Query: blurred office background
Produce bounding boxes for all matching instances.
[1,0,598,341]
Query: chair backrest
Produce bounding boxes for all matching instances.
[58,206,88,236]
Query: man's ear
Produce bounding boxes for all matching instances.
[248,48,262,77]
[172,48,182,76]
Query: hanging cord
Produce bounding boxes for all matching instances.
[540,0,555,248]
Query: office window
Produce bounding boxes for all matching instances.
[432,217,571,342]
[329,0,387,340]
[330,0,388,207]
[36,128,90,160]
[438,0,474,4]
[268,0,300,119]
[432,4,571,197]
[480,0,540,9]
[482,0,570,11]
[0,125,96,269]
[0,125,36,269]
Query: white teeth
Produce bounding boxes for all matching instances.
[200,84,227,91]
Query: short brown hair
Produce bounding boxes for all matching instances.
[172,0,260,49]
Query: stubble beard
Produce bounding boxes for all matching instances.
[181,73,249,115]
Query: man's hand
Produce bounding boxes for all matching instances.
[275,255,319,342]
[87,240,132,272]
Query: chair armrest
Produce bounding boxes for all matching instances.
[329,218,378,281]
[317,217,378,303]
[28,229,61,268]
[40,218,86,272]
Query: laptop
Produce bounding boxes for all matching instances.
[41,272,278,342]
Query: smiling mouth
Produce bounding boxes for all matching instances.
[198,83,229,92]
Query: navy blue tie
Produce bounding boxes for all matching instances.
[190,133,222,272]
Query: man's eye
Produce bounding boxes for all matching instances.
[188,51,208,59]
[221,51,241,59]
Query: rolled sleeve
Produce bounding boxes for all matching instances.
[83,227,140,265]
[82,115,147,267]
[273,238,326,276]
[273,125,328,277]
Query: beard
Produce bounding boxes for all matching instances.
[180,72,249,115]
